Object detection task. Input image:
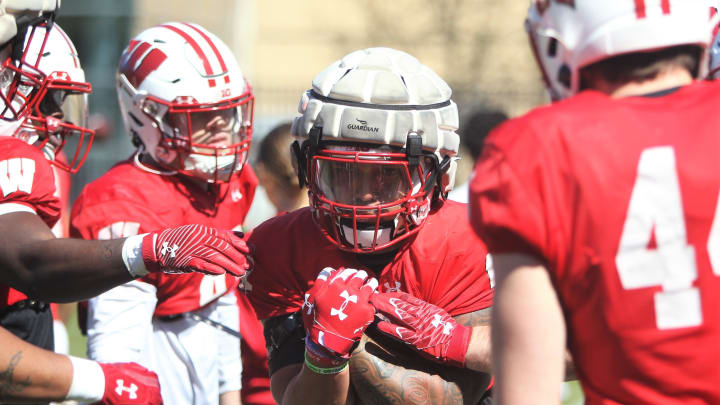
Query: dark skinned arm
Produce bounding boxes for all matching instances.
[0,212,134,302]
[348,308,493,405]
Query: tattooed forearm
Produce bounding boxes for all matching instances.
[0,351,31,397]
[349,333,467,405]
[454,307,491,327]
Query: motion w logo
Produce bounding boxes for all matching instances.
[119,40,167,88]
[0,158,34,197]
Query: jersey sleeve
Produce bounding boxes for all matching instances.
[412,204,494,317]
[245,212,312,320]
[468,117,572,270]
[0,139,60,226]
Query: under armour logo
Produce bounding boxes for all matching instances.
[114,379,139,399]
[431,314,454,335]
[330,290,357,321]
[303,293,314,315]
[383,281,402,293]
[160,242,179,258]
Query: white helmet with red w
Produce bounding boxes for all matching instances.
[527,0,715,100]
[0,0,61,133]
[117,22,253,183]
[292,47,459,253]
[13,22,93,173]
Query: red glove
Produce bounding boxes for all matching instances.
[94,362,162,405]
[142,224,249,276]
[302,267,378,360]
[371,292,472,368]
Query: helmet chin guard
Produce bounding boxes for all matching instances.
[292,47,459,253]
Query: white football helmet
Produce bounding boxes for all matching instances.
[527,0,715,100]
[0,0,60,133]
[13,22,93,172]
[292,47,459,253]
[117,22,254,183]
[709,15,720,77]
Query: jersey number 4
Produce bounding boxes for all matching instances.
[616,146,720,330]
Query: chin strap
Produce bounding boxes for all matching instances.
[133,147,177,176]
[293,122,324,188]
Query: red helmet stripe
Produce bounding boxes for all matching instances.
[181,22,231,85]
[160,23,216,88]
[133,49,167,88]
[634,0,646,18]
[661,0,670,15]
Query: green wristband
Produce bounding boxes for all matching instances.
[304,351,349,375]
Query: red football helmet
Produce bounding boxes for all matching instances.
[293,48,460,253]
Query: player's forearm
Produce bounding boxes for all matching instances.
[492,253,566,405]
[281,366,351,405]
[349,335,488,405]
[464,325,492,372]
[12,237,133,302]
[0,327,73,400]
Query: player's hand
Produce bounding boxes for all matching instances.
[142,224,249,276]
[302,267,378,361]
[371,291,472,368]
[93,362,162,405]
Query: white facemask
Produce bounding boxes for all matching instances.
[182,151,245,182]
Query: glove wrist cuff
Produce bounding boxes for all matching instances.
[123,234,150,278]
[66,356,104,402]
[305,336,349,368]
[445,323,473,368]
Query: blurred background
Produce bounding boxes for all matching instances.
[57,0,547,214]
[55,0,583,403]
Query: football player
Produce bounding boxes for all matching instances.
[0,1,225,403]
[246,47,494,404]
[469,1,720,404]
[70,22,259,405]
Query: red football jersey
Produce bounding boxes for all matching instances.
[70,159,257,315]
[0,137,60,307]
[247,200,493,321]
[470,81,720,404]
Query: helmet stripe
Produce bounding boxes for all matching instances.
[181,22,231,85]
[160,23,216,88]
[661,0,670,15]
[635,0,646,18]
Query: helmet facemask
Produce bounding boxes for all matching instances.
[6,22,95,173]
[0,23,53,123]
[138,89,254,183]
[17,71,94,172]
[301,132,442,253]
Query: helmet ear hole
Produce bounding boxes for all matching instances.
[558,64,572,89]
[547,37,559,57]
